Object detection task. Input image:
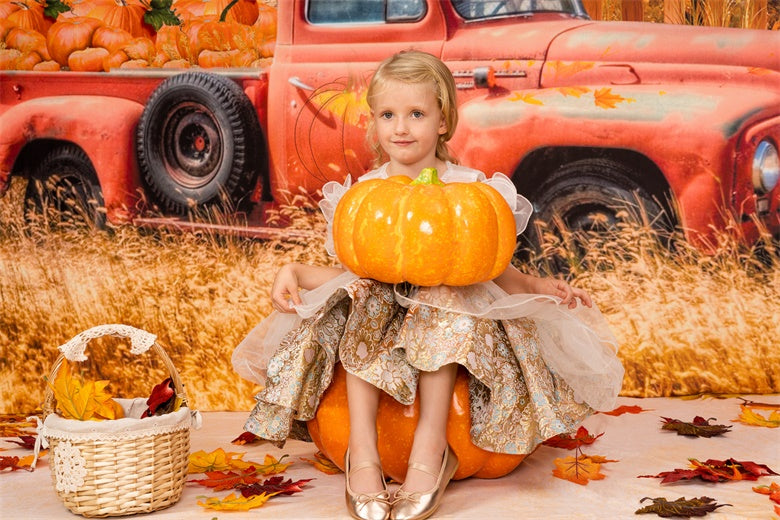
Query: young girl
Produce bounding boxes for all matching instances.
[233,50,624,520]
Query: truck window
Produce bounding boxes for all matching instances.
[308,0,426,24]
[452,0,579,19]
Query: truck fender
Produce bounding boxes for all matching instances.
[451,85,775,244]
[0,96,144,223]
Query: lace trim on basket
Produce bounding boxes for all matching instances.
[41,408,201,442]
[59,324,157,361]
[53,441,87,494]
[43,421,193,442]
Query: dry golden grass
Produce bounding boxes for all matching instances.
[1,177,778,414]
[522,212,780,398]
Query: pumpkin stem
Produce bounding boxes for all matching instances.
[411,167,444,186]
[219,0,238,22]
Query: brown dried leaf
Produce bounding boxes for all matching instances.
[661,416,732,437]
[635,496,731,517]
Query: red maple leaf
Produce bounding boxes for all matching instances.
[600,405,648,416]
[4,435,37,450]
[543,426,603,450]
[190,468,262,491]
[240,476,313,497]
[141,377,175,418]
[640,458,778,484]
[231,431,262,445]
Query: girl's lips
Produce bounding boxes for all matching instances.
[392,140,414,146]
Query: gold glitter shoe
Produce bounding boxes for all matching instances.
[345,449,391,520]
[390,446,459,520]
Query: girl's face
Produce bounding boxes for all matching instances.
[371,79,447,177]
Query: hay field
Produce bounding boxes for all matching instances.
[0,177,778,413]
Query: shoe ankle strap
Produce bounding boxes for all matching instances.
[406,460,440,478]
[349,460,382,474]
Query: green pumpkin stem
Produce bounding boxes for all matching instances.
[411,167,444,186]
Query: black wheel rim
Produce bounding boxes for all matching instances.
[162,101,223,189]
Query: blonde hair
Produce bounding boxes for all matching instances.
[366,50,459,167]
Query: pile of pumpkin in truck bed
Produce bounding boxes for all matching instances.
[0,0,276,71]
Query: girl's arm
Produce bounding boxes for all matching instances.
[271,262,346,313]
[493,264,592,309]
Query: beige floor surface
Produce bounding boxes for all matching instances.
[1,395,778,520]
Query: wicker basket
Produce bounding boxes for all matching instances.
[36,324,199,518]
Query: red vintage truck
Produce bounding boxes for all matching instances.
[1,0,779,251]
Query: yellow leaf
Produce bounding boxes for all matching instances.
[310,86,370,128]
[197,492,276,511]
[48,361,98,420]
[300,451,343,475]
[254,454,292,475]
[47,361,121,421]
[548,60,595,79]
[593,88,635,109]
[557,86,591,98]
[734,405,780,428]
[552,455,606,485]
[189,448,238,473]
[508,92,544,105]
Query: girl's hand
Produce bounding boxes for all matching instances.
[271,264,302,313]
[538,277,593,309]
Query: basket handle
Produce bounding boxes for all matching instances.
[58,324,157,361]
[43,325,188,417]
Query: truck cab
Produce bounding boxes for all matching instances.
[1,0,779,253]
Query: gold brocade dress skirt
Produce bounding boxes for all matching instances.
[244,278,597,455]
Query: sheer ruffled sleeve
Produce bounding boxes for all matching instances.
[318,176,353,257]
[484,172,533,236]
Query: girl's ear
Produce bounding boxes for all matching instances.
[438,114,448,135]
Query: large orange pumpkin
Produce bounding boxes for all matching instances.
[46,16,104,66]
[307,364,527,482]
[333,168,516,287]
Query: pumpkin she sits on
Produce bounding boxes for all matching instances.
[332,168,517,287]
[307,364,528,481]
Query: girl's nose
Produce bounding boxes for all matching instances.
[394,119,408,134]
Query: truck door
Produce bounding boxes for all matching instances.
[268,0,446,200]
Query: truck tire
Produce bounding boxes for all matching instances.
[136,71,262,215]
[24,144,106,229]
[519,158,673,269]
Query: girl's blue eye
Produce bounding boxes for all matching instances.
[380,112,393,119]
[412,111,423,118]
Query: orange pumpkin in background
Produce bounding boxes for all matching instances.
[333,168,516,287]
[155,24,189,61]
[175,0,257,24]
[184,15,252,64]
[91,25,133,53]
[0,1,22,21]
[46,16,104,66]
[5,26,51,61]
[68,46,109,71]
[307,364,527,482]
[86,0,154,39]
[7,0,53,34]
[252,2,275,41]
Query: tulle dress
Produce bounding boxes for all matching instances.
[232,162,624,455]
